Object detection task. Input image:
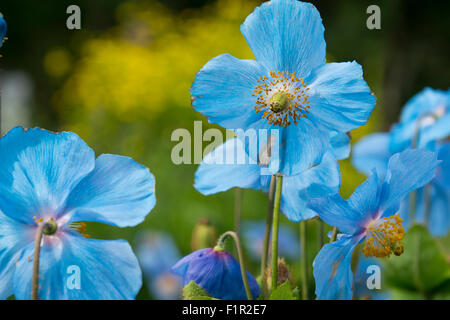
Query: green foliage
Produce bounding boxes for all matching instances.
[269,281,297,300]
[383,225,450,299]
[183,280,218,300]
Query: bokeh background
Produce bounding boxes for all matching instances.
[0,0,449,299]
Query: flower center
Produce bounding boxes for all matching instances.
[33,216,58,235]
[362,214,405,258]
[253,70,310,127]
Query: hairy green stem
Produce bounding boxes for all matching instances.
[216,231,253,300]
[234,188,243,236]
[32,224,44,300]
[271,175,283,291]
[329,227,338,243]
[261,175,276,297]
[318,219,324,249]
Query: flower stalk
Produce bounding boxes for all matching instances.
[300,220,308,300]
[261,175,276,296]
[31,224,45,300]
[271,174,283,291]
[215,231,253,300]
[234,188,243,236]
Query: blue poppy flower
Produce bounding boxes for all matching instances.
[390,87,450,153]
[171,248,261,300]
[190,0,375,176]
[0,16,6,47]
[241,220,300,261]
[353,134,450,236]
[0,127,156,300]
[194,137,340,222]
[136,231,183,300]
[309,149,439,299]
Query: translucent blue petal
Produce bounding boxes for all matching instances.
[0,17,6,47]
[389,121,416,153]
[0,212,33,299]
[194,138,261,195]
[330,132,351,160]
[282,150,340,221]
[313,234,363,300]
[352,133,390,178]
[399,87,449,123]
[63,154,155,228]
[13,234,142,300]
[171,248,260,300]
[347,171,382,222]
[306,61,376,132]
[435,143,450,190]
[191,54,267,129]
[420,113,450,147]
[380,149,440,213]
[240,0,325,74]
[0,127,95,224]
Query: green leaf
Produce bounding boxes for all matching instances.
[383,225,450,297]
[183,281,215,300]
[269,281,296,300]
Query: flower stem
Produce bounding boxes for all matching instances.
[32,224,44,300]
[271,175,283,291]
[261,175,276,296]
[234,188,243,236]
[329,227,338,243]
[216,231,253,300]
[300,220,308,300]
[424,183,432,227]
[317,219,324,249]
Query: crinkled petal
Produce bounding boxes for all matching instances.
[13,234,142,300]
[0,212,34,299]
[352,133,390,178]
[306,61,376,132]
[282,151,340,221]
[194,138,261,195]
[330,132,351,160]
[0,127,95,224]
[63,154,155,228]
[313,234,363,300]
[191,54,267,129]
[380,149,440,213]
[240,0,325,74]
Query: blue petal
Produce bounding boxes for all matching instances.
[191,54,267,129]
[13,234,142,300]
[194,138,261,195]
[330,132,351,160]
[313,234,363,300]
[0,212,34,299]
[352,133,391,178]
[63,154,155,228]
[309,172,380,235]
[240,0,325,74]
[380,149,440,214]
[0,127,95,224]
[435,143,450,190]
[420,113,450,147]
[306,61,376,132]
[0,17,6,47]
[399,87,449,123]
[282,150,340,221]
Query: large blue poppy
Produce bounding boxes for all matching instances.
[0,127,156,299]
[310,149,439,299]
[191,0,375,176]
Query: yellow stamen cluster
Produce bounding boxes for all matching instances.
[253,70,310,127]
[33,216,55,224]
[362,214,405,258]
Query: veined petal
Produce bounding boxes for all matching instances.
[306,61,376,132]
[240,0,325,74]
[313,234,363,300]
[0,127,95,224]
[64,154,156,228]
[352,133,390,178]
[191,54,267,129]
[380,149,440,213]
[13,234,142,300]
[330,132,351,161]
[435,143,450,190]
[0,212,34,299]
[194,138,261,195]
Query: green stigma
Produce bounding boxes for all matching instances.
[42,221,58,235]
[269,92,289,113]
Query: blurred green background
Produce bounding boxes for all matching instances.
[0,0,449,299]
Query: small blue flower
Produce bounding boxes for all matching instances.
[353,134,450,236]
[191,0,375,176]
[171,248,261,300]
[310,149,439,299]
[0,16,6,47]
[136,231,183,300]
[0,127,156,300]
[195,137,340,222]
[390,87,450,152]
[242,220,300,261]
